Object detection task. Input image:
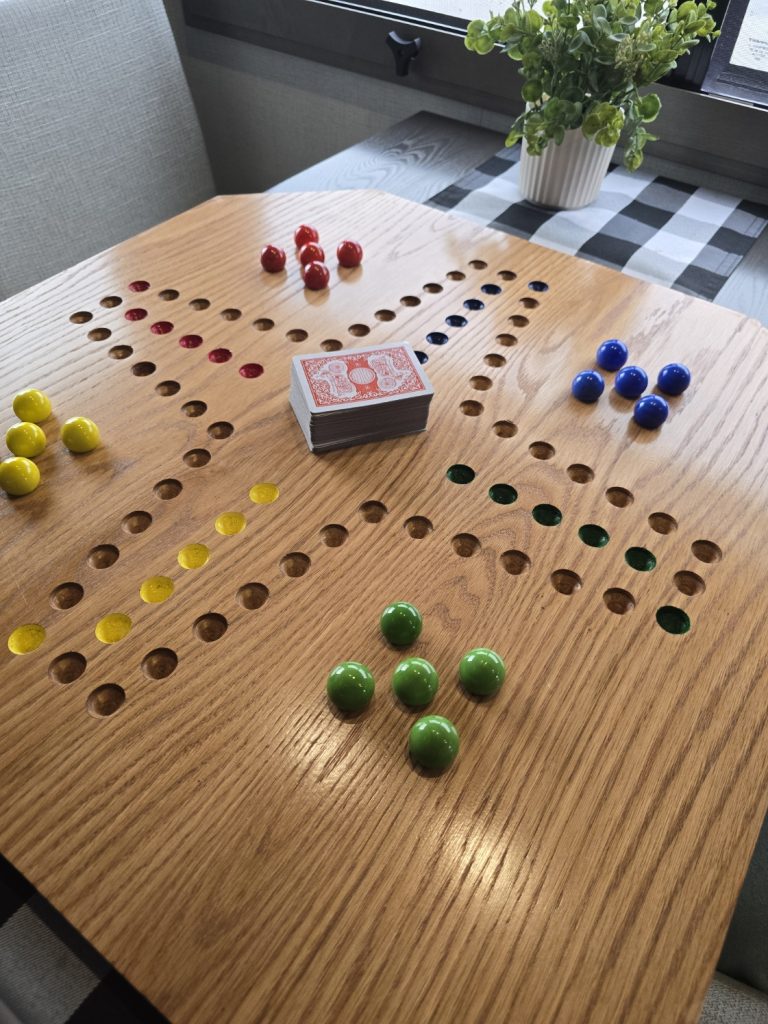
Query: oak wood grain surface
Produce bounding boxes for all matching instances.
[2,191,768,1024]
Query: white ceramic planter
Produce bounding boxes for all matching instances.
[519,129,615,210]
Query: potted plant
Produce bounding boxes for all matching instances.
[465,0,718,209]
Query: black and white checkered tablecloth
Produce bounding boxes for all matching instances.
[428,144,768,302]
[0,856,166,1024]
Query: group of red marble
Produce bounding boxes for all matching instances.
[260,224,363,291]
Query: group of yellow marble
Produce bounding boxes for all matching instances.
[1,388,101,496]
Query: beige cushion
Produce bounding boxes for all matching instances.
[0,0,215,299]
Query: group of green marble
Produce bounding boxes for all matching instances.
[326,602,506,773]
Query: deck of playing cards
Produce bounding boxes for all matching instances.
[290,344,434,452]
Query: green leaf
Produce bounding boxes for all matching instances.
[636,92,661,120]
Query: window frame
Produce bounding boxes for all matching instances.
[182,0,768,186]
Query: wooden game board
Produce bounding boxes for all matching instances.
[2,190,768,1024]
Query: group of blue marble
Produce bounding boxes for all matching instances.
[571,339,691,429]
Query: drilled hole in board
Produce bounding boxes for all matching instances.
[423,283,443,293]
[108,345,132,359]
[468,259,488,270]
[551,570,582,595]
[181,400,207,417]
[155,380,180,396]
[132,361,155,377]
[358,500,387,523]
[87,545,119,569]
[674,571,705,596]
[221,308,241,321]
[509,315,529,328]
[320,524,349,547]
[501,550,530,575]
[493,420,517,438]
[237,583,269,610]
[86,684,125,718]
[100,296,122,308]
[489,483,517,505]
[656,606,691,634]
[142,648,178,679]
[348,324,370,336]
[50,582,84,610]
[484,353,506,367]
[519,297,540,309]
[280,552,311,577]
[460,400,483,416]
[606,487,633,508]
[189,298,210,310]
[446,270,466,281]
[529,441,555,460]
[254,318,274,331]
[532,504,562,526]
[404,516,433,539]
[625,547,656,572]
[375,309,396,321]
[470,376,492,391]
[208,421,234,440]
[498,270,517,281]
[49,651,86,685]
[649,512,677,535]
[567,464,594,484]
[321,339,343,351]
[158,289,179,301]
[579,524,610,547]
[287,329,308,343]
[154,479,182,500]
[88,328,111,341]
[183,449,211,468]
[193,613,228,642]
[70,311,92,324]
[496,334,517,347]
[452,533,480,557]
[604,588,635,615]
[692,539,722,563]
[446,464,475,484]
[122,510,152,533]
[402,296,422,308]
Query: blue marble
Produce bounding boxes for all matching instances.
[528,280,549,292]
[657,362,691,396]
[463,298,485,311]
[480,283,502,295]
[614,365,648,399]
[445,314,468,327]
[596,339,629,372]
[414,350,429,364]
[571,370,605,403]
[426,331,449,345]
[633,394,669,429]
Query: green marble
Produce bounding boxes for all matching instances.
[380,602,423,647]
[326,661,375,712]
[391,657,438,707]
[459,648,506,696]
[408,715,460,772]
